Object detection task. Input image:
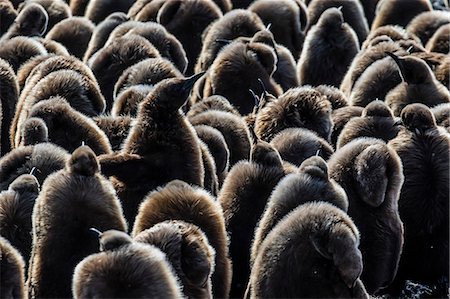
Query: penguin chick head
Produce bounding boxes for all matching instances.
[92,229,132,252]
[245,42,277,77]
[318,7,344,28]
[386,53,434,85]
[16,3,48,36]
[22,117,49,146]
[362,101,393,118]
[68,145,99,176]
[299,156,329,180]
[8,174,40,194]
[401,103,436,133]
[141,73,205,113]
[250,132,283,168]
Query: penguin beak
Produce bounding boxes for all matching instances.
[386,52,406,79]
[249,89,260,108]
[215,38,232,45]
[182,72,205,93]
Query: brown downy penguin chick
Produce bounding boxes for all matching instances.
[132,180,232,299]
[134,220,216,299]
[349,56,402,107]
[431,103,450,132]
[195,9,265,73]
[69,0,89,16]
[255,86,333,142]
[431,55,450,88]
[28,146,128,299]
[362,24,422,50]
[0,1,17,36]
[248,202,369,299]
[189,109,251,166]
[199,140,219,196]
[358,0,380,26]
[73,229,183,299]
[0,142,68,191]
[204,41,282,115]
[315,85,348,110]
[20,117,48,146]
[251,156,348,262]
[0,236,26,299]
[99,75,205,225]
[112,85,153,117]
[25,97,112,155]
[155,0,223,75]
[14,69,105,144]
[219,133,287,297]
[0,36,47,72]
[337,101,400,149]
[331,106,364,147]
[385,53,450,116]
[0,173,39,264]
[45,17,94,59]
[270,128,334,167]
[371,0,432,30]
[34,37,69,55]
[387,104,449,296]
[307,0,369,46]
[298,7,359,87]
[248,0,306,59]
[121,22,188,74]
[21,0,71,34]
[328,138,404,294]
[406,11,450,46]
[88,35,161,112]
[426,23,450,54]
[194,125,230,186]
[83,12,129,62]
[188,95,240,117]
[0,58,19,155]
[114,57,183,99]
[15,54,53,91]
[131,0,166,23]
[84,0,134,24]
[94,115,133,152]
[0,2,47,41]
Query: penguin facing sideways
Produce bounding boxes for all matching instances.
[189,109,251,167]
[426,23,450,54]
[134,220,216,299]
[0,36,47,73]
[0,58,19,155]
[371,0,432,30]
[83,12,129,62]
[113,57,183,99]
[247,202,369,299]
[255,86,333,142]
[0,236,26,299]
[155,0,223,75]
[248,0,307,59]
[307,0,369,46]
[0,173,39,265]
[132,180,232,299]
[331,106,364,147]
[27,145,128,299]
[24,97,112,155]
[73,229,183,299]
[45,16,95,59]
[385,53,450,116]
[219,132,287,298]
[387,104,449,296]
[93,115,133,152]
[270,128,334,167]
[298,7,359,87]
[204,40,282,115]
[99,75,205,225]
[88,35,161,112]
[84,0,134,24]
[406,11,450,46]
[1,2,47,41]
[0,142,68,191]
[328,138,404,294]
[112,84,153,117]
[251,156,348,262]
[195,9,265,73]
[337,101,400,149]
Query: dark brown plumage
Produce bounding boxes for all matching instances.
[331,105,364,147]
[329,138,404,294]
[0,36,47,73]
[431,103,450,132]
[21,0,71,34]
[199,140,219,196]
[0,236,26,299]
[371,0,432,30]
[132,180,232,299]
[45,16,95,59]
[0,2,47,41]
[426,23,450,54]
[0,1,17,36]
[255,86,333,142]
[407,10,450,46]
[94,115,133,152]
[134,220,216,299]
[315,85,348,110]
[112,85,153,117]
[21,117,48,146]
[248,202,368,298]
[27,145,127,299]
[84,0,134,24]
[0,58,18,155]
[188,95,240,117]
